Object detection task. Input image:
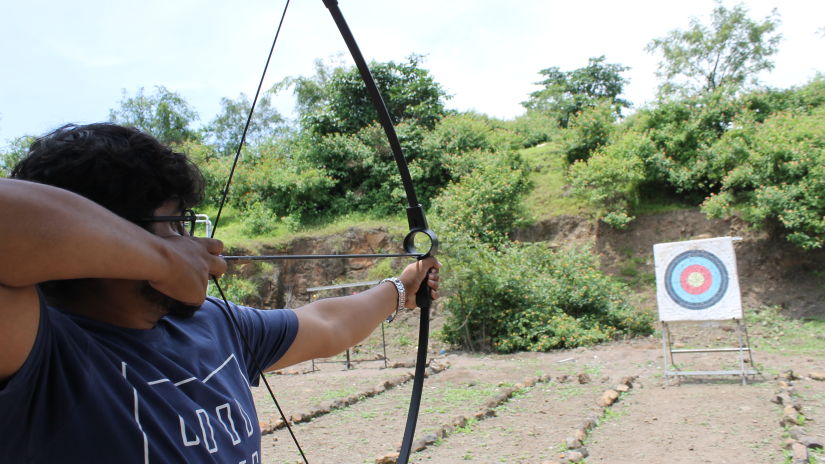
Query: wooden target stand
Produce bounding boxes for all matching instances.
[660,319,757,385]
[654,237,759,385]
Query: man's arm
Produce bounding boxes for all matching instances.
[0,179,226,381]
[269,258,440,370]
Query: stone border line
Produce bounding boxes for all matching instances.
[374,372,556,464]
[543,375,638,464]
[259,358,450,435]
[773,370,825,464]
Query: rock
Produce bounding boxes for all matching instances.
[565,437,582,449]
[792,442,808,463]
[581,417,598,431]
[574,428,587,441]
[810,372,825,381]
[781,413,800,427]
[375,452,399,464]
[773,393,794,406]
[787,426,805,440]
[452,415,469,427]
[615,384,630,393]
[578,447,589,458]
[597,389,620,407]
[784,438,797,449]
[799,436,825,449]
[577,373,591,384]
[564,450,585,462]
[784,405,801,415]
[618,376,636,387]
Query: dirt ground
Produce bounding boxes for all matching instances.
[249,312,825,464]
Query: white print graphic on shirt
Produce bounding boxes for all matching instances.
[123,354,258,463]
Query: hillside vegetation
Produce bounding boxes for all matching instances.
[2,3,822,352]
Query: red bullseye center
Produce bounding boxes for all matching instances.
[680,264,712,295]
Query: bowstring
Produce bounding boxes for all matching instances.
[212,0,291,235]
[207,1,309,463]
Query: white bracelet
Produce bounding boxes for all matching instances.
[380,277,405,322]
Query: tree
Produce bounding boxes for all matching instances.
[109,86,200,145]
[288,55,449,136]
[647,2,781,98]
[0,135,36,177]
[202,92,286,156]
[522,56,630,128]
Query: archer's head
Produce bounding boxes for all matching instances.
[11,123,205,315]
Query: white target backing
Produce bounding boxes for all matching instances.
[653,237,742,321]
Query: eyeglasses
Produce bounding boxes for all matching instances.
[141,209,198,236]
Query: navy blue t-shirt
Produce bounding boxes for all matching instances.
[0,297,298,463]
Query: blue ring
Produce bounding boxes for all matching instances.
[664,250,728,310]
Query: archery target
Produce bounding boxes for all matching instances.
[654,237,742,321]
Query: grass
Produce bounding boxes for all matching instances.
[519,143,587,220]
[198,203,409,249]
[308,387,358,404]
[747,306,825,355]
[423,384,500,414]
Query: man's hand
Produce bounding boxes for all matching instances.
[148,236,227,306]
[399,256,441,308]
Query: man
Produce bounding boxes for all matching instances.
[0,123,440,463]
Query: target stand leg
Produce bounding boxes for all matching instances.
[661,322,679,385]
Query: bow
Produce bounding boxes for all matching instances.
[210,1,438,463]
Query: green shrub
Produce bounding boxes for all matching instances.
[440,239,653,352]
[503,111,559,148]
[432,151,531,245]
[181,140,227,207]
[634,90,740,199]
[568,131,651,228]
[703,106,825,249]
[209,275,259,305]
[562,101,617,163]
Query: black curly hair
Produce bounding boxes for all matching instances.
[12,123,204,224]
[11,123,205,311]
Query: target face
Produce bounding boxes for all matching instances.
[653,237,742,321]
[664,250,728,310]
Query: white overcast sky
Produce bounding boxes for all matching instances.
[1,0,822,144]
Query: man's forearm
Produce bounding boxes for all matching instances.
[0,179,174,287]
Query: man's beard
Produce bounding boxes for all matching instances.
[140,282,201,319]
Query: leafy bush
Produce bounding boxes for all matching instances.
[503,111,559,148]
[703,106,825,249]
[440,239,653,352]
[229,140,335,223]
[568,131,652,228]
[208,275,259,305]
[432,151,531,245]
[633,90,740,199]
[562,100,617,163]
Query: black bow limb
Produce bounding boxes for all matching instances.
[322,2,438,463]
